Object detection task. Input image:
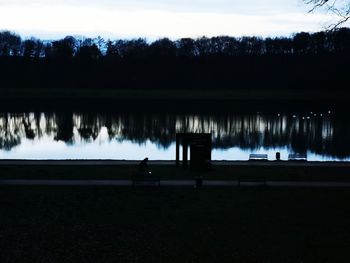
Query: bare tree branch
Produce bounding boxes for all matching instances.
[304,0,350,29]
[305,0,330,12]
[327,16,350,30]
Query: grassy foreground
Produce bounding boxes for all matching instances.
[1,186,350,262]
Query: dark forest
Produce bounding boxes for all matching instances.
[1,28,350,92]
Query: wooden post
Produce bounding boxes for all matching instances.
[176,135,180,167]
[208,134,212,161]
[183,140,188,168]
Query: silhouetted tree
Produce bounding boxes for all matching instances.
[51,36,77,59]
[149,38,176,57]
[76,44,101,61]
[55,113,74,143]
[123,39,148,59]
[239,37,264,55]
[265,37,293,55]
[176,38,196,57]
[194,37,211,56]
[105,40,120,59]
[94,36,106,54]
[43,42,53,58]
[216,36,240,56]
[105,39,149,59]
[332,27,350,53]
[23,39,36,58]
[309,31,327,54]
[0,31,21,56]
[22,38,44,58]
[293,32,311,54]
[208,36,229,55]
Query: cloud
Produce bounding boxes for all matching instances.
[0,0,308,14]
[0,0,337,39]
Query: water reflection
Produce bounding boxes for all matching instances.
[0,112,349,160]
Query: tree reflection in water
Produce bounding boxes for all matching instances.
[0,111,349,159]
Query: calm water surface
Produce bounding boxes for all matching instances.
[0,111,349,161]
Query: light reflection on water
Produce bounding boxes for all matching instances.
[0,112,349,161]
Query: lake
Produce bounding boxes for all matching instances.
[0,111,349,161]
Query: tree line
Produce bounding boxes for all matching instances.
[1,29,349,93]
[1,28,350,59]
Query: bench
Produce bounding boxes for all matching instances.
[249,154,268,161]
[288,153,307,161]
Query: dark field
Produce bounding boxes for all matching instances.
[1,186,350,262]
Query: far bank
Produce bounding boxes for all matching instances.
[1,89,349,112]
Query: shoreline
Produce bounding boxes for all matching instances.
[1,159,350,167]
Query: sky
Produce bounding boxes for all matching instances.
[0,0,338,40]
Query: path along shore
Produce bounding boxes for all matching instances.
[1,179,350,188]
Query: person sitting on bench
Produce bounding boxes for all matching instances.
[138,157,151,175]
